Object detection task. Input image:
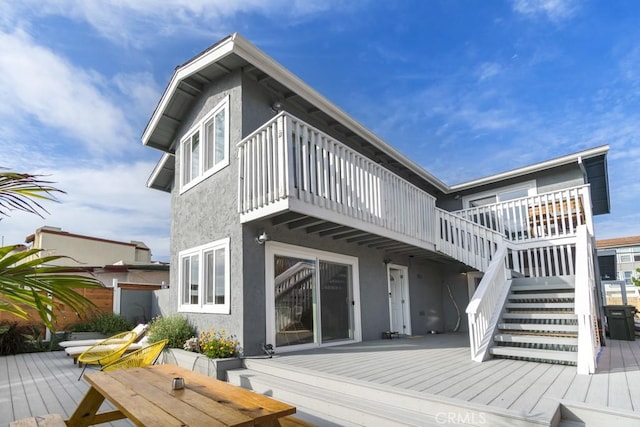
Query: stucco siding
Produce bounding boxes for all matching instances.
[157,70,246,343]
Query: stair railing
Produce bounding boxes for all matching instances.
[575,225,600,374]
[435,208,503,272]
[466,243,512,362]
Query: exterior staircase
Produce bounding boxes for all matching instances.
[489,276,578,365]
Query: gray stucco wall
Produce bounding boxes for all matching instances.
[155,68,472,356]
[155,70,247,344]
[241,219,450,351]
[438,164,585,211]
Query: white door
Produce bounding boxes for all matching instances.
[388,265,411,335]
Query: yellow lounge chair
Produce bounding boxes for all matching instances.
[101,339,168,371]
[76,331,137,380]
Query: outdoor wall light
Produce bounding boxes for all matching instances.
[255,232,270,245]
[383,257,392,265]
[271,101,284,113]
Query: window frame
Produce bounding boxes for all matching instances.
[462,180,537,209]
[180,96,230,193]
[178,237,230,314]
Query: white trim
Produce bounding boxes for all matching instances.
[461,180,537,209]
[264,241,362,353]
[466,272,484,302]
[178,237,231,314]
[180,96,230,194]
[142,36,235,146]
[386,264,411,335]
[450,145,609,191]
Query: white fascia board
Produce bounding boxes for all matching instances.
[448,145,609,193]
[231,34,449,193]
[141,37,236,147]
[146,152,172,189]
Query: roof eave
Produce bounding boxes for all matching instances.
[141,33,448,193]
[448,145,610,193]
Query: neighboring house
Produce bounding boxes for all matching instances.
[24,226,169,325]
[142,33,609,374]
[596,235,640,284]
[596,235,640,310]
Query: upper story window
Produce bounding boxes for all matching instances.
[464,181,537,208]
[179,238,230,314]
[180,96,229,192]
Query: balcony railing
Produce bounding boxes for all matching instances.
[454,185,593,242]
[238,112,438,249]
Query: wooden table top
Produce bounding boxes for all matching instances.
[81,364,296,426]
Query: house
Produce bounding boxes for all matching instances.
[24,226,169,325]
[597,235,640,310]
[142,33,609,374]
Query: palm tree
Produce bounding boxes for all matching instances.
[0,171,99,330]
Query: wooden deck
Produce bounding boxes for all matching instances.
[1,334,639,425]
[255,333,640,423]
[0,350,132,426]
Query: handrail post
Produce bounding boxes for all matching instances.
[575,225,598,374]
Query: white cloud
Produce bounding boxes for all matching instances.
[0,0,356,48]
[512,0,579,22]
[0,161,170,260]
[476,63,503,82]
[0,30,137,155]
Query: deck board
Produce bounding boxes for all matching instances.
[263,333,640,422]
[2,334,639,425]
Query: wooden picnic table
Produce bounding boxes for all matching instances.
[66,364,297,426]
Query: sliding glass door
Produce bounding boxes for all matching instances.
[319,261,353,343]
[268,243,359,350]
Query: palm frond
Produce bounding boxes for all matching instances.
[0,245,100,330]
[0,172,65,218]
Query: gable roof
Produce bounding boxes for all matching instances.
[142,33,610,215]
[142,33,447,193]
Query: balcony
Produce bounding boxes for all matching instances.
[238,112,439,252]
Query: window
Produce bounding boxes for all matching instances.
[180,96,229,192]
[179,238,230,313]
[619,254,632,263]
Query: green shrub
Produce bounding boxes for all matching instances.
[68,313,133,336]
[89,313,134,335]
[147,315,195,348]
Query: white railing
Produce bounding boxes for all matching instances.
[455,185,592,242]
[507,237,577,278]
[238,112,437,246]
[575,225,600,374]
[436,208,504,272]
[466,244,511,361]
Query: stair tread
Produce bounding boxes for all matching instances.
[509,292,575,300]
[494,334,579,345]
[505,302,575,308]
[502,313,577,320]
[510,283,575,291]
[490,346,578,362]
[498,323,578,332]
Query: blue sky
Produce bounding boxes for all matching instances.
[0,0,638,261]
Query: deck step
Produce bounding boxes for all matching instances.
[510,283,575,292]
[494,334,578,346]
[230,359,548,426]
[498,323,578,333]
[228,368,427,426]
[508,292,575,300]
[502,313,577,321]
[511,276,575,287]
[489,346,577,363]
[505,302,575,309]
